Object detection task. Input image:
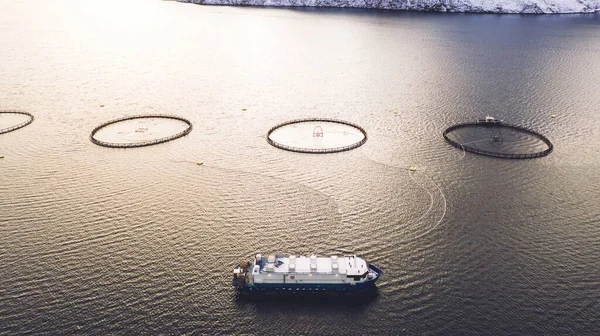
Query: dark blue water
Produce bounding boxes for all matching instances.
[1,1,599,335]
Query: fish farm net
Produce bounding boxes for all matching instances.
[443,122,553,159]
[0,110,34,135]
[90,114,193,148]
[267,118,367,154]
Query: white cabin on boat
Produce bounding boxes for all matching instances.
[251,254,370,285]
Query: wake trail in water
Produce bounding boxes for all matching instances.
[358,144,458,249]
[406,170,448,242]
[168,155,344,256]
[168,145,451,257]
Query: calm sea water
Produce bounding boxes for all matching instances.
[1,0,599,335]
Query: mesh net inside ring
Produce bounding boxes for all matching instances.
[0,110,34,135]
[90,114,193,148]
[267,118,368,153]
[443,119,553,159]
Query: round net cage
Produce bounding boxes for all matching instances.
[90,114,193,148]
[0,110,34,135]
[267,118,367,154]
[443,118,553,159]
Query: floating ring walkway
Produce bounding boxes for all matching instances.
[90,114,193,148]
[267,118,368,154]
[0,110,34,135]
[443,122,553,159]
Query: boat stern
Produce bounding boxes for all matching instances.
[232,263,249,288]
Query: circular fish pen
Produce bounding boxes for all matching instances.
[443,120,553,159]
[90,114,193,148]
[267,118,367,154]
[0,110,34,135]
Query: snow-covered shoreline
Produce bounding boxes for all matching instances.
[176,0,600,14]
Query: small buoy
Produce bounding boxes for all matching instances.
[394,110,398,115]
[550,115,557,118]
[409,167,416,171]
[197,162,203,165]
[242,108,247,111]
[100,104,105,107]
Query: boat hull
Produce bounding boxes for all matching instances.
[243,282,373,293]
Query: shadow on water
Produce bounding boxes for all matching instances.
[233,288,380,310]
[227,289,382,334]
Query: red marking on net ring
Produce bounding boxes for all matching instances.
[313,126,323,137]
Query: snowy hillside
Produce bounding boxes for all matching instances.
[177,0,600,14]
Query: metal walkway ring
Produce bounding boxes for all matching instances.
[0,110,34,135]
[90,114,193,148]
[267,118,368,154]
[443,122,553,159]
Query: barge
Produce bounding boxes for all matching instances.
[232,254,382,293]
